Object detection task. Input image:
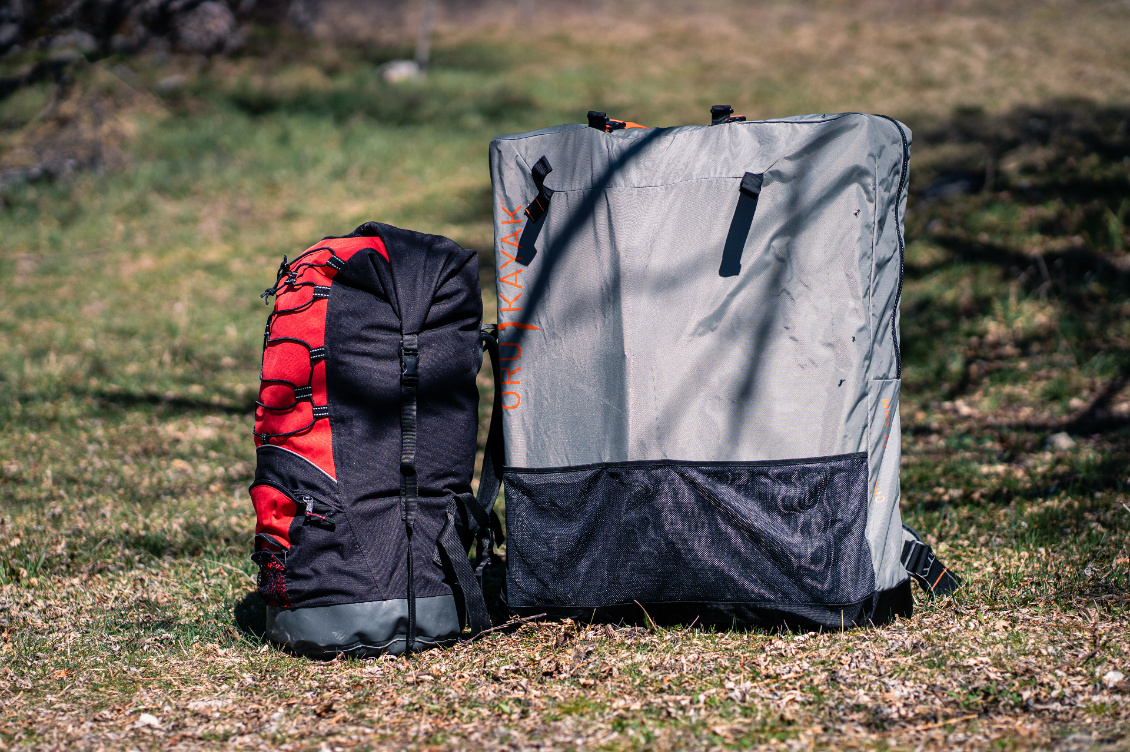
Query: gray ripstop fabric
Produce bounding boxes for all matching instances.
[490,114,911,598]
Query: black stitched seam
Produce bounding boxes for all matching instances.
[505,452,867,475]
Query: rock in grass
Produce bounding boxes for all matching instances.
[1045,432,1076,452]
[379,59,423,83]
[173,1,242,55]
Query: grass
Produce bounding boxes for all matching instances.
[1,0,1129,749]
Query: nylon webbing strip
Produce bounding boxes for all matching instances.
[436,500,491,635]
[475,328,504,556]
[524,156,554,223]
[313,285,331,299]
[399,334,420,652]
[901,524,961,597]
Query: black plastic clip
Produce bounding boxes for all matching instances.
[711,104,746,125]
[400,338,420,384]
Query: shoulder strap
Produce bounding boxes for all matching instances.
[432,326,505,637]
[901,523,962,597]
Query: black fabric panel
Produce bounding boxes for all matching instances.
[253,445,383,608]
[511,578,914,632]
[505,455,875,614]
[323,232,481,605]
[253,444,338,504]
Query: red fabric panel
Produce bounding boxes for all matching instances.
[253,236,388,480]
[250,484,297,548]
[318,236,388,262]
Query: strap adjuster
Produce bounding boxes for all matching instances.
[901,536,962,597]
[400,337,420,384]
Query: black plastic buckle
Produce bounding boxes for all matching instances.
[711,104,746,125]
[587,110,626,132]
[400,340,420,384]
[711,104,734,125]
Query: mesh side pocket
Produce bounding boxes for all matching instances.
[252,550,291,608]
[504,454,874,610]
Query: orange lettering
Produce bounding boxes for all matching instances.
[501,366,521,385]
[499,246,518,269]
[502,392,521,409]
[501,205,524,224]
[500,229,522,248]
[500,292,522,312]
[499,343,521,361]
[500,268,523,288]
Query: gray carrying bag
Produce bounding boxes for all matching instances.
[487,108,959,630]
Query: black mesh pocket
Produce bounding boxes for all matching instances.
[504,454,874,613]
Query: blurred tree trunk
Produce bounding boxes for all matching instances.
[414,0,437,69]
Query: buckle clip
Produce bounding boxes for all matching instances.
[400,340,420,384]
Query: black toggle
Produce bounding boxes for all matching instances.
[588,111,608,130]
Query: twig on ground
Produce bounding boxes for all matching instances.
[467,613,548,642]
[905,713,980,732]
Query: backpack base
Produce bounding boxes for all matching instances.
[265,594,461,658]
[510,578,913,632]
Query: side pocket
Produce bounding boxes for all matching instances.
[866,378,905,591]
[250,483,298,608]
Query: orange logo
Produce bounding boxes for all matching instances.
[497,205,539,410]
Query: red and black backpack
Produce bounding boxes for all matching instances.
[250,221,503,657]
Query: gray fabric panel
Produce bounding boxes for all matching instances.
[490,113,911,595]
[266,594,460,656]
[866,378,907,590]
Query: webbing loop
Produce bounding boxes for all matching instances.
[524,156,554,223]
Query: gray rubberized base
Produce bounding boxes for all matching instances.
[266,594,461,658]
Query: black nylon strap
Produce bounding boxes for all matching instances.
[428,328,504,637]
[476,327,504,547]
[436,500,491,635]
[399,334,420,652]
[901,524,961,597]
[524,156,554,223]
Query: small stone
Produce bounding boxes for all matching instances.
[137,713,161,728]
[379,59,423,83]
[1045,432,1075,452]
[48,30,98,54]
[173,1,241,55]
[156,75,189,94]
[1102,670,1125,689]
